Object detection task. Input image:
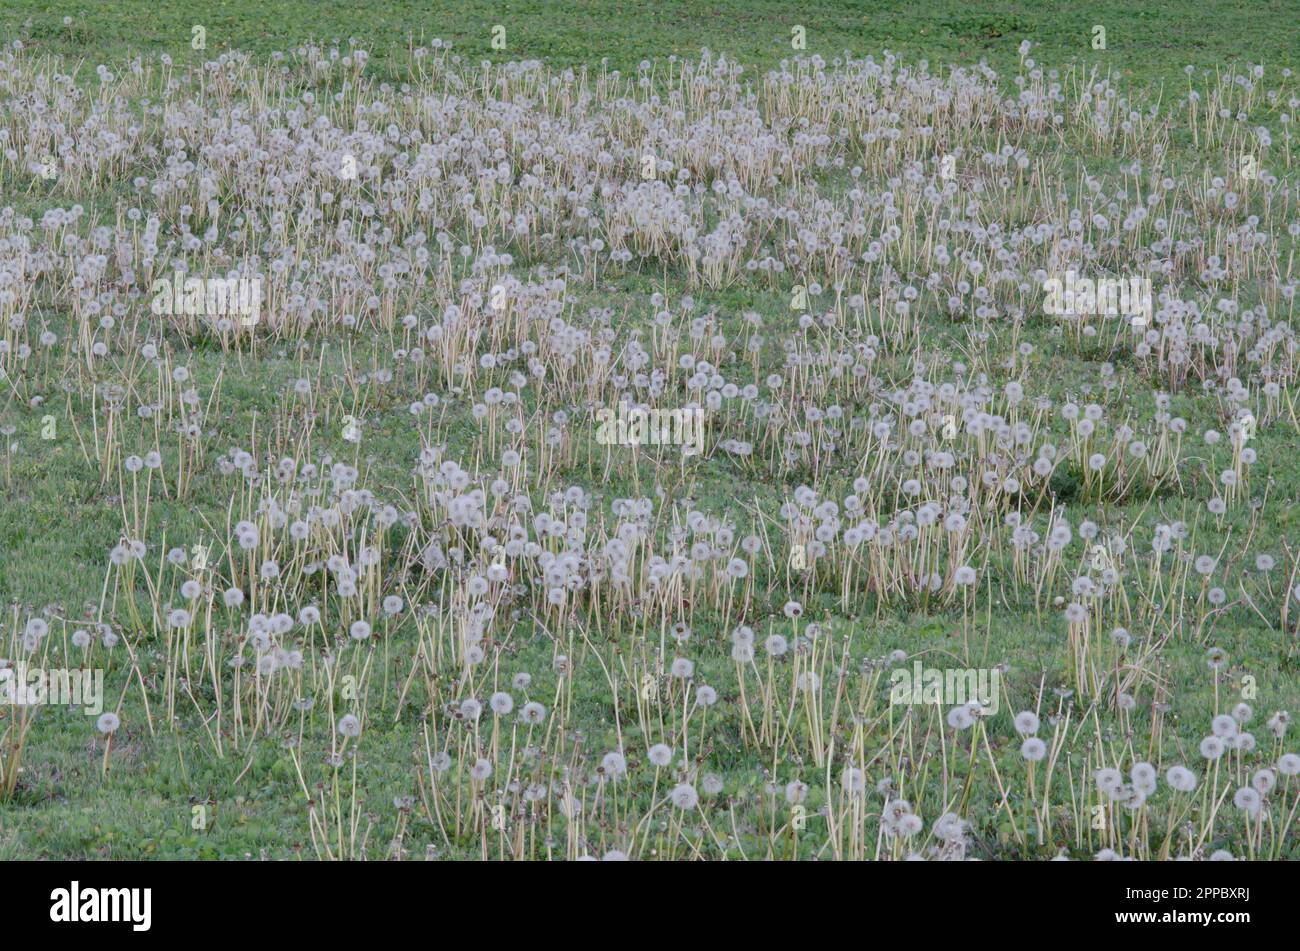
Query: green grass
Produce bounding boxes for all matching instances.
[1,1,1298,860]
[2,0,1296,88]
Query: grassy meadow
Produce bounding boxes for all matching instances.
[0,1,1298,860]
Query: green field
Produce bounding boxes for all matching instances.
[1,1,1298,861]
[3,0,1298,84]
